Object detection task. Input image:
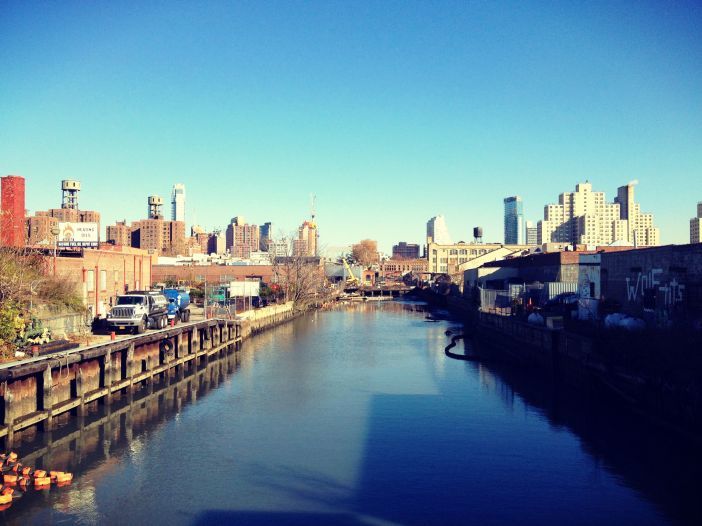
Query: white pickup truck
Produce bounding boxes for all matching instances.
[106,292,169,334]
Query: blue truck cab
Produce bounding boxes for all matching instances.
[163,288,191,323]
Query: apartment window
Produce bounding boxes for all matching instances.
[87,270,95,292]
[100,270,107,291]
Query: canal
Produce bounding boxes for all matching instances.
[3,301,701,525]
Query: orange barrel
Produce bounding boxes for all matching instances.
[55,473,73,483]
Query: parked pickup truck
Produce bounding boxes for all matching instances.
[106,291,169,334]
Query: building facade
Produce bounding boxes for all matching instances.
[171,183,185,222]
[1,175,26,247]
[525,220,538,245]
[380,258,428,278]
[26,215,58,246]
[52,246,154,319]
[538,182,659,247]
[392,241,420,259]
[207,231,227,255]
[691,202,702,244]
[293,221,317,257]
[260,222,274,252]
[503,196,524,245]
[426,215,452,245]
[226,217,260,259]
[106,221,131,246]
[130,219,186,256]
[427,242,530,275]
[30,180,101,242]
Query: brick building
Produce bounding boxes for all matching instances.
[130,219,186,256]
[106,221,131,246]
[600,244,702,327]
[152,264,274,286]
[1,175,26,247]
[52,246,155,318]
[380,258,428,279]
[392,242,420,260]
[226,217,260,258]
[26,215,58,246]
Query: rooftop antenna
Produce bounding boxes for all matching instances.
[310,193,316,225]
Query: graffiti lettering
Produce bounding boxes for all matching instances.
[625,268,685,306]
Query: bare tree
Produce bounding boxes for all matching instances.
[269,232,331,311]
[351,239,379,267]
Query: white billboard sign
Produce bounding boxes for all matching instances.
[57,222,99,248]
[229,280,260,297]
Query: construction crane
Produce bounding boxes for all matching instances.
[342,258,360,287]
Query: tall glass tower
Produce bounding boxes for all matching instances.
[171,183,185,223]
[503,196,524,244]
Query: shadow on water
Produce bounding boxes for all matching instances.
[464,342,702,526]
[350,320,701,526]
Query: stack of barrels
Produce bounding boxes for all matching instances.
[0,452,73,510]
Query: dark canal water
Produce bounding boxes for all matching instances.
[3,301,701,525]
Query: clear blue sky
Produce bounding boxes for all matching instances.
[2,1,701,252]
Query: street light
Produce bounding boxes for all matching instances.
[50,227,60,276]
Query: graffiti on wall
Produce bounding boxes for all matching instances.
[626,268,685,307]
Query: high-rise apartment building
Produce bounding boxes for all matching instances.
[106,221,131,246]
[426,215,452,245]
[293,221,317,257]
[537,182,659,247]
[691,202,702,244]
[525,220,538,245]
[1,175,26,247]
[260,222,274,251]
[503,196,524,245]
[130,218,185,256]
[614,182,659,246]
[171,184,185,223]
[207,231,226,255]
[392,241,420,260]
[226,217,260,258]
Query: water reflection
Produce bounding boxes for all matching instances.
[2,301,700,525]
[3,350,241,524]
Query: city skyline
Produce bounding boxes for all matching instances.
[1,2,700,251]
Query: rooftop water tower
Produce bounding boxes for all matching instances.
[61,180,81,209]
[473,226,483,244]
[148,195,164,219]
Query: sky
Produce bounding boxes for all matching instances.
[1,0,701,252]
